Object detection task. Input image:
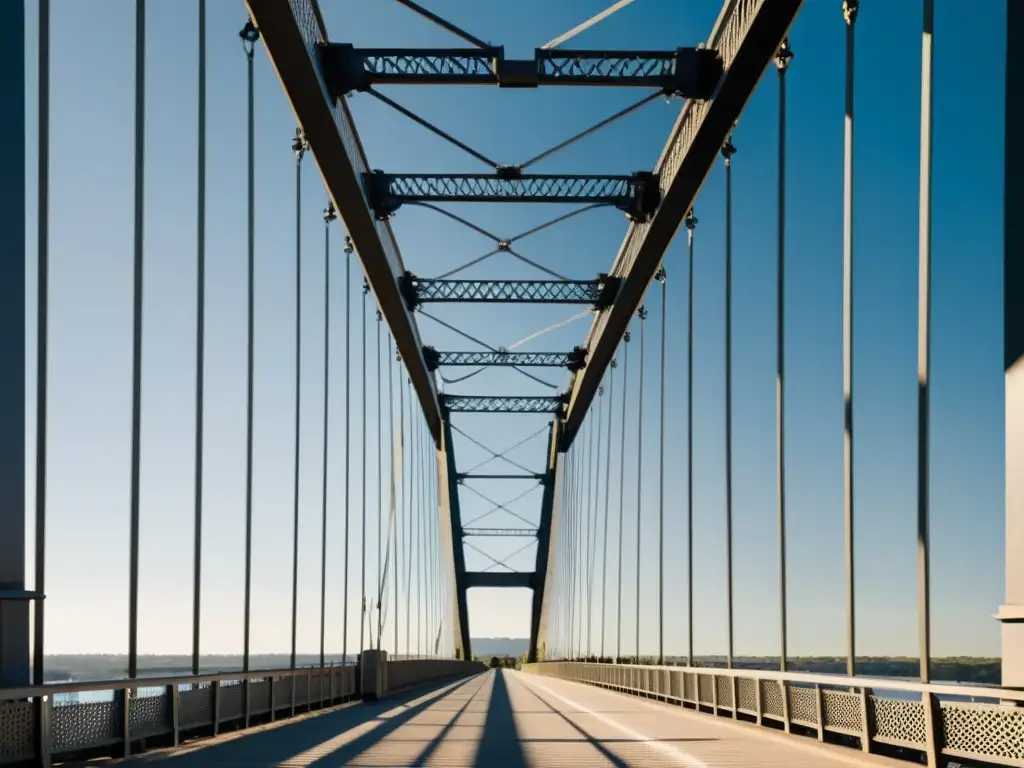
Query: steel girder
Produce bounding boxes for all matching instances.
[404,277,615,308]
[320,44,723,94]
[442,394,566,414]
[425,349,586,371]
[529,420,561,662]
[462,527,539,538]
[364,171,660,220]
[246,0,443,443]
[457,473,545,481]
[562,0,805,447]
[465,572,534,589]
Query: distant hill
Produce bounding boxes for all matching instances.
[471,638,529,657]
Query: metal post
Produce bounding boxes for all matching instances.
[916,0,933,685]
[320,203,335,669]
[191,0,206,678]
[0,0,28,689]
[241,19,259,675]
[634,308,646,660]
[775,40,792,673]
[999,0,1024,688]
[842,0,858,679]
[127,0,146,679]
[722,137,735,671]
[290,129,305,671]
[685,212,696,668]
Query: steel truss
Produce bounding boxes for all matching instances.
[425,349,586,370]
[442,394,566,414]
[321,44,723,94]
[462,527,539,537]
[364,171,660,221]
[403,276,616,308]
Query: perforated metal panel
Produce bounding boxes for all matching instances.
[218,683,244,722]
[822,689,862,735]
[178,685,213,729]
[0,700,34,763]
[869,696,927,749]
[52,699,120,753]
[760,679,784,719]
[736,677,758,714]
[940,700,1024,765]
[787,686,818,727]
[715,675,733,708]
[128,691,169,739]
[250,680,271,715]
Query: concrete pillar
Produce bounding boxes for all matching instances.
[360,649,388,700]
[0,1,29,688]
[997,0,1024,688]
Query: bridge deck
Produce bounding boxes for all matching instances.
[106,670,899,767]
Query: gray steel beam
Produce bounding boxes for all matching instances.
[465,572,534,589]
[441,418,472,658]
[408,278,610,306]
[366,172,660,220]
[246,0,442,443]
[462,527,539,537]
[529,421,560,663]
[999,0,1024,688]
[562,0,805,446]
[430,351,582,369]
[320,44,722,93]
[0,0,28,688]
[443,394,566,414]
[458,473,545,482]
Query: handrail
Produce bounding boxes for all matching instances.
[529,660,1024,703]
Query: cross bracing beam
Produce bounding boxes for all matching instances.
[457,473,545,482]
[562,0,804,447]
[364,171,660,221]
[404,277,616,308]
[320,45,723,94]
[442,395,566,414]
[465,572,534,589]
[426,350,585,370]
[246,0,443,443]
[462,527,539,538]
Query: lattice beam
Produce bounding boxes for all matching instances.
[426,349,586,370]
[442,394,566,414]
[563,0,805,446]
[321,45,723,94]
[365,171,660,220]
[404,276,616,308]
[462,527,539,537]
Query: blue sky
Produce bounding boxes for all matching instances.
[19,0,1005,664]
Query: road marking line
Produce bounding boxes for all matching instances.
[520,674,710,768]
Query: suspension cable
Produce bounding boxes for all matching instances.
[517,91,662,171]
[127,0,147,680]
[360,280,369,658]
[366,88,499,170]
[776,38,792,674]
[540,0,635,49]
[634,306,647,660]
[289,128,307,671]
[396,0,490,49]
[685,209,696,667]
[375,311,384,650]
[842,0,858,680]
[188,0,204,678]
[615,330,630,662]
[656,267,667,665]
[399,376,407,657]
[393,346,400,654]
[319,202,336,669]
[587,396,601,658]
[342,235,354,665]
[405,378,413,659]
[722,137,736,672]
[241,17,259,676]
[580,417,592,657]
[600,361,615,660]
[451,423,543,475]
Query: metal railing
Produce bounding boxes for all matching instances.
[0,659,481,766]
[522,661,1024,767]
